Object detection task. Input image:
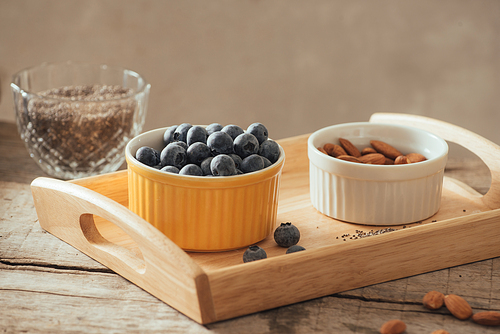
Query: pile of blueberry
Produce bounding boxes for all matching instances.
[134,122,281,176]
[242,222,305,263]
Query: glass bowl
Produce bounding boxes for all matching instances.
[11,61,150,180]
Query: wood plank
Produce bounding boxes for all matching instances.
[2,178,499,333]
[2,120,500,332]
[0,122,49,184]
[0,268,209,333]
[31,177,216,324]
[30,129,500,323]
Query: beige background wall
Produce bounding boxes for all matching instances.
[1,0,499,158]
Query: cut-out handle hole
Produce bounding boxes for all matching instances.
[80,213,146,274]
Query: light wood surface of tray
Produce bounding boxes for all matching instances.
[30,113,500,324]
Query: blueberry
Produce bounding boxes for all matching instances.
[200,157,214,176]
[221,124,244,140]
[247,122,268,144]
[229,153,243,170]
[135,146,159,167]
[286,245,306,254]
[170,140,188,150]
[258,139,280,163]
[274,222,300,248]
[210,154,237,176]
[163,125,178,146]
[160,142,187,169]
[161,165,180,174]
[234,133,259,159]
[187,142,212,165]
[262,156,272,168]
[187,125,208,146]
[242,245,267,263]
[179,164,203,176]
[207,131,234,156]
[173,123,192,143]
[240,154,264,173]
[206,123,223,136]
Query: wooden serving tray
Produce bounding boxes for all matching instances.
[30,113,500,324]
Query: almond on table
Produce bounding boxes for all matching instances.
[380,319,406,334]
[472,311,500,326]
[423,290,445,310]
[444,294,473,320]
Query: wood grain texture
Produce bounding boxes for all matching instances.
[2,120,500,333]
[29,116,500,324]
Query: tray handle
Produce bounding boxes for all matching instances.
[369,112,500,210]
[31,177,216,323]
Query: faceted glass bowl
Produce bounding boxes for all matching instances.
[11,61,150,179]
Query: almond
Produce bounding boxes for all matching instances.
[423,291,444,310]
[324,143,347,157]
[406,152,427,163]
[431,330,449,334]
[444,294,473,320]
[370,140,403,160]
[336,155,361,163]
[359,153,386,165]
[339,138,361,157]
[384,157,394,165]
[361,147,377,155]
[472,311,500,326]
[317,147,328,155]
[394,155,410,165]
[380,319,406,334]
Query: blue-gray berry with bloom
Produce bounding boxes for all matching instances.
[173,123,192,143]
[210,154,237,176]
[258,139,280,163]
[163,125,178,146]
[135,146,159,167]
[187,125,208,146]
[222,124,244,140]
[207,131,234,156]
[286,245,306,254]
[234,133,259,159]
[187,142,212,165]
[229,154,243,170]
[240,154,264,173]
[274,222,300,247]
[179,164,203,176]
[206,123,223,136]
[161,165,180,174]
[160,142,187,169]
[247,122,268,144]
[243,245,267,263]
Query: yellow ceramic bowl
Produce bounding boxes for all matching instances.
[125,127,285,252]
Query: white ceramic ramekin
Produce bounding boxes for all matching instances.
[308,122,448,225]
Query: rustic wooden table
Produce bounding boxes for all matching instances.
[1,120,499,333]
